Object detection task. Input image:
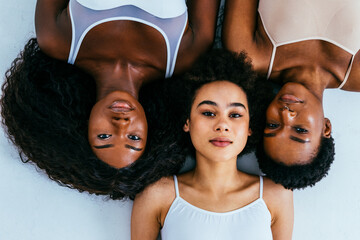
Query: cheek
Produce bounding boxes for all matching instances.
[89,105,106,125]
[233,121,250,139]
[188,121,208,147]
[266,104,277,119]
[306,109,324,127]
[88,115,109,132]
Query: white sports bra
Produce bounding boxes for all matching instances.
[68,0,188,78]
[258,0,360,88]
[161,175,273,240]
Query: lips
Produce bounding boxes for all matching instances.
[109,101,134,112]
[209,137,233,147]
[279,94,304,103]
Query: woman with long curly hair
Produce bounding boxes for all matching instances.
[132,49,293,240]
[1,0,220,198]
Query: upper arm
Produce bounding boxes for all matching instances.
[223,0,259,50]
[222,0,272,73]
[263,178,294,240]
[187,0,221,46]
[174,0,221,73]
[342,51,360,92]
[131,178,175,240]
[35,0,71,60]
[131,189,162,240]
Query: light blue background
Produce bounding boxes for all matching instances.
[1,1,360,239]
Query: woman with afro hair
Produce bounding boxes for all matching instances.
[132,49,293,240]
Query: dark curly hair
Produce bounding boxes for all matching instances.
[1,38,181,200]
[175,49,274,155]
[128,49,275,195]
[256,136,335,189]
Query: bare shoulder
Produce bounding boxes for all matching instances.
[263,177,293,200]
[343,51,360,92]
[133,176,177,228]
[262,177,293,209]
[136,176,176,205]
[132,177,177,238]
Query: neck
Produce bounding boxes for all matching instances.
[94,69,142,101]
[281,66,327,102]
[191,153,241,195]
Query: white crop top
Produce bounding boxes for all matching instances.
[258,0,360,88]
[161,175,273,240]
[68,0,188,78]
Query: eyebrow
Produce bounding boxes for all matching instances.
[263,133,276,137]
[94,144,143,151]
[197,100,246,109]
[93,144,114,149]
[290,136,310,143]
[125,144,143,151]
[264,133,310,143]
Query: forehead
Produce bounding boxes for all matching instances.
[193,81,248,105]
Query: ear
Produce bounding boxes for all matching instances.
[323,118,332,138]
[183,119,190,132]
[248,128,253,136]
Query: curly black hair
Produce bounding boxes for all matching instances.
[1,38,180,200]
[256,136,335,190]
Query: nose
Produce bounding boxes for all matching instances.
[280,105,297,119]
[214,117,229,132]
[112,117,130,127]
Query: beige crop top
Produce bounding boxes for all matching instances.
[258,0,360,88]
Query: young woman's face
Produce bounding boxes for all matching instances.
[184,81,251,162]
[264,82,331,165]
[88,91,148,168]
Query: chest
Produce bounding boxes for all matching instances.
[259,0,360,53]
[68,1,189,77]
[161,197,272,240]
[270,40,353,85]
[75,21,167,72]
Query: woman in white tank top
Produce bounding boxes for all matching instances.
[221,0,360,190]
[0,0,221,199]
[131,50,293,240]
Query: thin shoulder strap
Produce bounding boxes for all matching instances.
[258,10,276,80]
[338,54,355,89]
[266,47,276,80]
[173,175,180,197]
[259,176,264,199]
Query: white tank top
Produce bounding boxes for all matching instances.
[68,0,188,78]
[161,175,273,240]
[258,0,360,88]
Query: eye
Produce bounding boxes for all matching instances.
[97,134,112,140]
[128,135,141,141]
[229,112,242,118]
[294,127,308,134]
[266,123,279,129]
[202,111,215,117]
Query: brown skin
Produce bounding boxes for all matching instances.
[35,0,220,168]
[223,0,360,165]
[131,81,294,240]
[264,82,332,165]
[88,91,147,168]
